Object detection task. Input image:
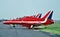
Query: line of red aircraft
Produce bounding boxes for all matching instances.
[3,10,54,29]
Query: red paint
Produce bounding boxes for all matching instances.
[3,11,54,29]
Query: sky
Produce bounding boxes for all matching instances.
[0,0,60,20]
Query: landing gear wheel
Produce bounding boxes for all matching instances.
[9,24,16,29]
[30,25,34,29]
[13,25,15,28]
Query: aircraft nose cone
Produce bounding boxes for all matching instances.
[3,21,7,24]
[3,21,9,24]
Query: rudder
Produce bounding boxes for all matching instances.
[48,11,53,19]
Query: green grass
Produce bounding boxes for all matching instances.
[38,22,60,35]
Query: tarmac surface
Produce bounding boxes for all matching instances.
[0,22,60,37]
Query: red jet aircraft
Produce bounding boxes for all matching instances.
[3,11,54,29]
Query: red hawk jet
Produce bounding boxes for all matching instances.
[3,11,54,29]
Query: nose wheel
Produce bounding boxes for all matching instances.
[9,24,16,28]
[13,25,15,28]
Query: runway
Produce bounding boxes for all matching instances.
[0,22,60,37]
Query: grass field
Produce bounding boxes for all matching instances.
[38,22,60,35]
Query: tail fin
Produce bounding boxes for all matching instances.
[40,10,53,23]
[48,11,53,19]
[36,13,42,18]
[41,10,53,20]
[39,14,42,18]
[42,11,51,20]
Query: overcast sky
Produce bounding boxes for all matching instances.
[0,0,60,20]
